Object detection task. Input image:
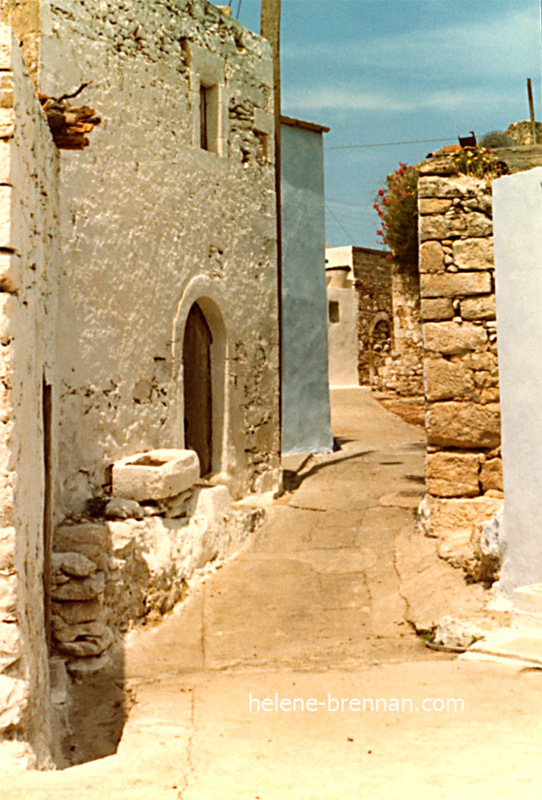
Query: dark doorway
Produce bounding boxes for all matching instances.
[183,302,213,476]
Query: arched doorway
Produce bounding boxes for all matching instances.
[183,302,213,476]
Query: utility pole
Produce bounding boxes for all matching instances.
[260,0,283,451]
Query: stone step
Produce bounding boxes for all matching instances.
[513,584,542,629]
[460,627,542,668]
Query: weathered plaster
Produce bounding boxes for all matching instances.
[36,0,280,510]
[280,120,332,454]
[0,24,61,766]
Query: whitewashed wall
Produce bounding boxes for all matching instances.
[39,0,280,512]
[0,25,60,768]
[493,168,542,595]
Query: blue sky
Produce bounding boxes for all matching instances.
[235,0,542,247]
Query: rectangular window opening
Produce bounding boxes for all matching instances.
[200,84,218,153]
[329,300,340,324]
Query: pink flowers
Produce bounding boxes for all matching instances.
[374,162,420,268]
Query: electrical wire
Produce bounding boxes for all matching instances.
[325,203,356,241]
[324,137,453,151]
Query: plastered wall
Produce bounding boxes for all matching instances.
[280,121,332,454]
[493,168,542,594]
[37,0,280,512]
[0,25,60,767]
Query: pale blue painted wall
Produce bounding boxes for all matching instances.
[280,122,333,454]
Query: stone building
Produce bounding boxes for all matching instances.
[0,0,280,768]
[325,245,393,388]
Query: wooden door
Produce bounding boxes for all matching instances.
[183,303,213,476]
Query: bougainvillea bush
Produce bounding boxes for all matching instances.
[374,162,420,270]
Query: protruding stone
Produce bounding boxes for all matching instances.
[105,496,145,519]
[434,616,485,649]
[51,571,105,602]
[52,551,97,578]
[112,449,200,502]
[53,620,114,657]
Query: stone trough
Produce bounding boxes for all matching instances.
[111,449,200,503]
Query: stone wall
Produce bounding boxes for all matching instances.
[0,25,61,768]
[417,163,503,575]
[50,483,264,675]
[36,0,279,514]
[351,247,393,387]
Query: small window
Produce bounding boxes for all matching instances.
[329,300,340,324]
[199,84,218,153]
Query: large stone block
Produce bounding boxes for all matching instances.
[419,241,445,273]
[424,357,475,401]
[419,212,492,241]
[420,298,454,321]
[112,449,200,502]
[420,271,491,298]
[426,401,501,448]
[453,238,493,270]
[426,452,480,497]
[418,175,484,198]
[460,296,496,320]
[423,321,487,355]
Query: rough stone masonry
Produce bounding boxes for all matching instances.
[417,161,503,578]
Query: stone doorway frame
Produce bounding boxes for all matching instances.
[172,276,229,478]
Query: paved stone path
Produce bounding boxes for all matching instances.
[5,388,542,798]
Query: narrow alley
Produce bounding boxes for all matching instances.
[5,389,542,799]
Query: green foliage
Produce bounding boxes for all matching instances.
[374,162,420,269]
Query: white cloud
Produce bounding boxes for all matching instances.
[284,86,513,114]
[283,4,540,81]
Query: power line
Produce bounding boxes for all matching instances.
[324,137,453,151]
[325,203,355,241]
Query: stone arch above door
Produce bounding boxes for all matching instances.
[172,276,229,477]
